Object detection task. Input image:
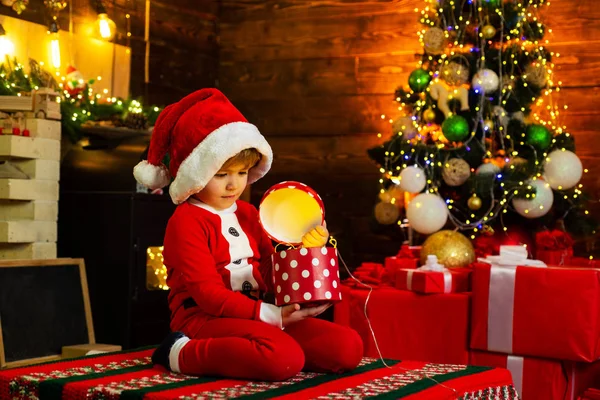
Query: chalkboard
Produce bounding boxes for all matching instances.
[0,259,94,368]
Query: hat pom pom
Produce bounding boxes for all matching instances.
[133,160,171,189]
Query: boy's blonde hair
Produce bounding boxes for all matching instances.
[222,148,262,170]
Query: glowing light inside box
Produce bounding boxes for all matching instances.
[146,246,169,290]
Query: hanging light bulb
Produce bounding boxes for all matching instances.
[0,24,15,59]
[48,20,61,69]
[96,13,116,40]
[93,1,116,41]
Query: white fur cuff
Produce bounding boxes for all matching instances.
[259,302,283,329]
[133,160,171,189]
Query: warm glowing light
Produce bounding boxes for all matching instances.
[96,13,117,41]
[50,36,61,69]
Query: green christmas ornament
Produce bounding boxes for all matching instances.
[442,115,469,142]
[525,124,552,150]
[408,69,431,93]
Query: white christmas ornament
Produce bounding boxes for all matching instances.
[512,179,554,219]
[399,165,427,193]
[472,69,499,93]
[543,149,583,190]
[406,193,448,234]
[392,117,418,139]
[475,163,501,176]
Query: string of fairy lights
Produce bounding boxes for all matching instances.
[376,0,589,240]
[0,0,151,104]
[147,246,169,290]
[0,0,163,140]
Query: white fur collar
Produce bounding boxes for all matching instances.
[188,197,238,215]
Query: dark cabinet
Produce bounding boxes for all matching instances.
[58,132,176,348]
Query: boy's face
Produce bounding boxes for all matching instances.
[193,163,250,210]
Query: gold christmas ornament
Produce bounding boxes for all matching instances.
[423,108,437,122]
[374,201,400,225]
[524,63,548,88]
[420,230,476,268]
[442,158,471,187]
[423,27,446,55]
[441,62,470,86]
[482,24,497,39]
[468,194,482,210]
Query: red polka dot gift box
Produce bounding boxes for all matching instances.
[272,246,342,306]
[259,181,342,306]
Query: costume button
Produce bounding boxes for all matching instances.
[228,227,240,237]
[233,259,242,265]
[242,281,252,291]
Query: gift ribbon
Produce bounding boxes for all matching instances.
[488,265,517,353]
[483,246,546,353]
[442,270,452,293]
[506,355,524,396]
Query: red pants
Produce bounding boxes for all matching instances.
[178,317,364,381]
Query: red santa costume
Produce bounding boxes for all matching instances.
[133,88,363,381]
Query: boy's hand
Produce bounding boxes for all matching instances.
[301,224,329,248]
[281,303,331,328]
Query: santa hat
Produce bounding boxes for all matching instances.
[133,88,272,204]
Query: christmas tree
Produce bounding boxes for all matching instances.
[368,0,596,246]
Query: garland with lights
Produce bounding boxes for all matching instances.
[368,0,596,243]
[0,57,162,142]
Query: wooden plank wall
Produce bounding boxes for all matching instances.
[0,0,218,105]
[219,0,600,265]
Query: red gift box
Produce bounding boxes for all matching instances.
[383,247,420,285]
[535,229,574,266]
[536,248,573,266]
[384,245,421,271]
[569,257,600,269]
[383,256,417,286]
[384,256,419,270]
[343,262,389,288]
[272,246,341,306]
[469,351,564,399]
[335,285,471,364]
[471,262,600,362]
[469,351,600,400]
[396,267,471,294]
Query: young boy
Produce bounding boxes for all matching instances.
[134,88,363,381]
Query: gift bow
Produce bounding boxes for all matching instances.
[477,245,546,268]
[478,245,546,354]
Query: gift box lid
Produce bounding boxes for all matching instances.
[259,181,325,245]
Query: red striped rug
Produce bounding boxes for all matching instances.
[0,348,516,399]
